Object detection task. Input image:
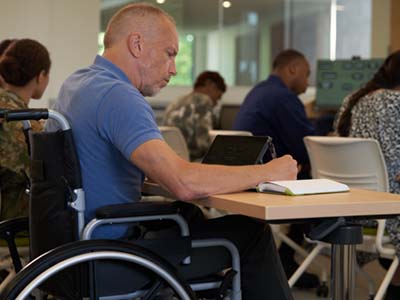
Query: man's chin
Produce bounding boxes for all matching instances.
[141,86,162,97]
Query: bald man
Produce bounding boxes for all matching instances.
[47,3,296,300]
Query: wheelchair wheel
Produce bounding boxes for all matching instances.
[0,239,196,300]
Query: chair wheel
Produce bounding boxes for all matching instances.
[316,282,329,297]
[368,295,375,300]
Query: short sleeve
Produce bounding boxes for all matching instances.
[96,84,163,160]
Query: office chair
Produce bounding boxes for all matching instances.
[217,105,241,130]
[0,109,242,300]
[303,136,398,300]
[159,126,190,161]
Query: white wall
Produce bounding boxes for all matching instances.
[0,0,100,108]
[371,0,390,57]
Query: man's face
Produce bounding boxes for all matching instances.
[208,83,224,106]
[292,59,310,95]
[138,19,178,97]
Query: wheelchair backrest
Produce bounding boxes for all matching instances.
[29,129,82,259]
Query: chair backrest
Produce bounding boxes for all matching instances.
[303,136,389,192]
[159,126,190,161]
[208,129,252,142]
[218,105,241,130]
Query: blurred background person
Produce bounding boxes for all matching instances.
[0,38,51,220]
[335,50,400,300]
[163,71,226,160]
[0,39,16,88]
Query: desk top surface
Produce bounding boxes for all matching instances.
[143,182,400,221]
[192,189,400,221]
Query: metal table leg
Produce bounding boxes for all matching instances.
[313,223,363,300]
[331,244,357,300]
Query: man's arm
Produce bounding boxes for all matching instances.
[131,139,297,201]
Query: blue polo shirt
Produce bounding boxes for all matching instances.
[46,55,162,238]
[233,75,314,165]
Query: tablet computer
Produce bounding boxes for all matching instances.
[202,135,273,165]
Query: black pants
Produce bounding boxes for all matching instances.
[146,201,293,300]
[278,223,311,267]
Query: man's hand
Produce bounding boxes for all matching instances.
[263,155,298,181]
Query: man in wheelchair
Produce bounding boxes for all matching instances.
[41,3,297,300]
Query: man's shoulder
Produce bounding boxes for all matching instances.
[245,80,292,105]
[61,67,143,109]
[166,93,211,112]
[190,92,213,104]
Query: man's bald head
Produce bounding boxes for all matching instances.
[104,2,175,49]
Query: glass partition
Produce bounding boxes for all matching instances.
[99,0,374,88]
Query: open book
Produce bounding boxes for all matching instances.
[257,179,349,196]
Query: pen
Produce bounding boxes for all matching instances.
[267,137,277,159]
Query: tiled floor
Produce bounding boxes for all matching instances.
[291,254,386,300]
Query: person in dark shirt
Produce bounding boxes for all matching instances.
[233,49,314,168]
[233,49,318,288]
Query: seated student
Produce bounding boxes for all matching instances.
[0,39,51,220]
[46,3,298,300]
[163,71,226,160]
[233,49,318,288]
[335,50,400,300]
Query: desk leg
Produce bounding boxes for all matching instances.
[331,244,356,300]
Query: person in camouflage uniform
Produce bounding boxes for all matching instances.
[0,39,51,220]
[163,71,226,160]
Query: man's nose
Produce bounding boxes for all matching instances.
[169,60,177,76]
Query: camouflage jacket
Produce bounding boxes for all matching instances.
[163,92,215,160]
[0,89,42,220]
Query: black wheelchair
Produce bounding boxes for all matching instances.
[0,109,241,300]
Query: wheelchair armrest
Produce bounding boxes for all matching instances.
[95,201,178,219]
[85,202,189,249]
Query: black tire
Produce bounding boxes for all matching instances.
[1,239,196,300]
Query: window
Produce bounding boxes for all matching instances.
[100,0,375,87]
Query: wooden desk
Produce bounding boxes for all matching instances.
[199,189,400,300]
[143,183,400,300]
[192,188,400,221]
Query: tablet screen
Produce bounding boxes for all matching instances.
[202,135,271,165]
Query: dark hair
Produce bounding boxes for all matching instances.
[0,39,16,56]
[337,50,400,136]
[273,49,306,69]
[0,39,51,87]
[194,71,227,93]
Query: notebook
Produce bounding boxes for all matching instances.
[202,135,273,166]
[257,179,350,196]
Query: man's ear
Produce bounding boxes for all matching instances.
[127,32,142,58]
[36,70,47,84]
[288,61,298,75]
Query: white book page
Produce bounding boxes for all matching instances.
[257,179,349,195]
